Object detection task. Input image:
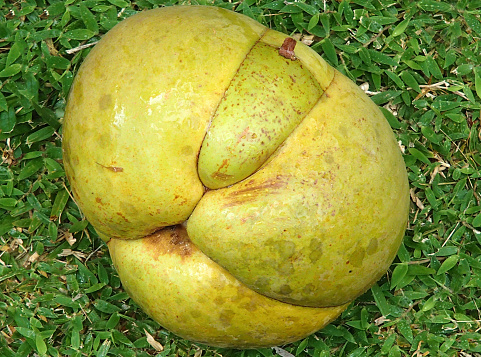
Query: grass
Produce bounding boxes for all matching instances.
[1,0,481,356]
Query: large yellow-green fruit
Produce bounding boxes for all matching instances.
[62,5,410,348]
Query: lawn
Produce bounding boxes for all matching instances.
[1,0,481,356]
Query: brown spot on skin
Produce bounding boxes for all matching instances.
[217,159,230,172]
[181,145,193,156]
[143,225,193,260]
[219,309,235,326]
[190,310,201,318]
[173,195,188,206]
[116,211,130,223]
[99,94,112,110]
[213,296,225,305]
[211,171,234,181]
[236,126,251,144]
[223,176,288,208]
[96,162,124,172]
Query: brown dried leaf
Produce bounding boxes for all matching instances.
[65,232,77,246]
[273,347,295,357]
[291,33,315,46]
[9,238,23,251]
[410,188,425,210]
[28,252,40,263]
[58,249,87,260]
[374,316,390,326]
[145,329,164,352]
[300,35,315,46]
[45,38,59,56]
[1,330,13,344]
[65,41,98,55]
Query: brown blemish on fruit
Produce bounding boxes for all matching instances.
[213,296,226,305]
[116,211,130,223]
[96,162,124,172]
[143,225,193,260]
[219,309,235,326]
[216,159,230,172]
[190,310,201,318]
[223,176,287,207]
[211,171,234,181]
[99,94,112,110]
[181,145,193,156]
[211,159,233,180]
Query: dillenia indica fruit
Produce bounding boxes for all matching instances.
[62,5,410,348]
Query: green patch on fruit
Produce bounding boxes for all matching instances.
[198,41,322,189]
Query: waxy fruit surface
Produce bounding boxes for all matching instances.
[62,5,410,348]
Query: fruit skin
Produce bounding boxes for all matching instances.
[108,226,347,349]
[188,68,409,307]
[62,5,410,348]
[62,6,267,241]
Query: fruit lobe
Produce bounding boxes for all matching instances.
[62,6,266,240]
[108,226,347,349]
[188,68,410,307]
[198,41,321,189]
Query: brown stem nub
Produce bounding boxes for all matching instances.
[279,37,297,60]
